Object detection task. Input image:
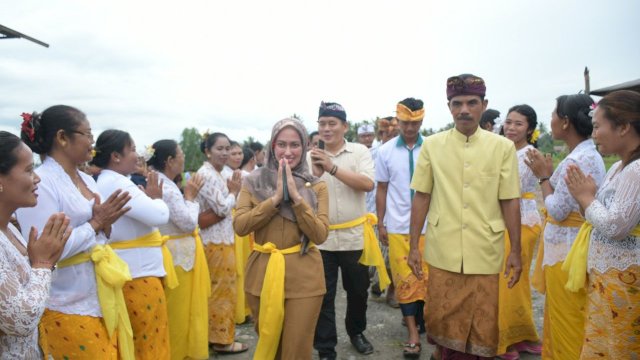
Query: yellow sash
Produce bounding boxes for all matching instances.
[328,213,391,291]
[521,192,536,200]
[563,223,640,292]
[252,242,312,360]
[109,230,179,289]
[165,228,212,308]
[531,210,585,294]
[58,245,135,360]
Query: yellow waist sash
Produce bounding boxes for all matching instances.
[109,230,179,289]
[58,245,135,360]
[521,192,536,200]
[563,223,640,292]
[252,241,313,360]
[532,210,585,294]
[328,213,391,291]
[165,228,212,304]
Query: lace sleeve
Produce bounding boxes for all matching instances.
[585,161,640,240]
[0,249,51,336]
[163,182,199,233]
[544,159,578,221]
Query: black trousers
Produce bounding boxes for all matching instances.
[314,249,370,356]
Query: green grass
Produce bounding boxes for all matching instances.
[552,154,619,170]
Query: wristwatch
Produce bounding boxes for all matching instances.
[538,177,550,184]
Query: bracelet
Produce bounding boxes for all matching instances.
[538,177,550,184]
[31,261,56,271]
[329,165,338,176]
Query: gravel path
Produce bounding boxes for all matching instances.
[210,271,544,360]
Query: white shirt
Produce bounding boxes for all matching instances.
[96,169,169,278]
[157,172,199,272]
[16,157,103,316]
[375,135,426,234]
[543,139,606,267]
[0,224,50,359]
[196,162,236,246]
[586,160,640,273]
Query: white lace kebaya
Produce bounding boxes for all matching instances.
[542,139,606,268]
[157,172,199,271]
[196,162,236,246]
[517,145,542,227]
[585,160,640,273]
[0,224,51,359]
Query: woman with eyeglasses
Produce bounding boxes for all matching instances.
[0,130,72,358]
[525,94,606,360]
[16,106,132,359]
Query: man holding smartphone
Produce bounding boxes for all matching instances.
[309,101,376,360]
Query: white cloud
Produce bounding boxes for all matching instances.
[1,0,638,147]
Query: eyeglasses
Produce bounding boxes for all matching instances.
[446,75,485,88]
[71,130,94,141]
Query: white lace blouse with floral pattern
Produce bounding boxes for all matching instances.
[585,160,640,273]
[0,224,51,359]
[196,162,236,246]
[518,145,542,227]
[157,172,200,271]
[542,139,606,267]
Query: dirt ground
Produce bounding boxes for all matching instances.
[210,272,544,360]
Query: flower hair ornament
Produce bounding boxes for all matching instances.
[530,128,541,144]
[20,112,37,142]
[142,145,155,162]
[588,102,598,117]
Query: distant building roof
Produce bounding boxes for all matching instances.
[590,78,640,96]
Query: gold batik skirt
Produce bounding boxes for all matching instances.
[204,243,237,345]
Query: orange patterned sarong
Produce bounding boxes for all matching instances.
[204,243,237,345]
[388,233,428,304]
[39,309,117,360]
[122,276,170,360]
[580,265,640,359]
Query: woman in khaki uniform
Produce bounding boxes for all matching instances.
[233,118,329,360]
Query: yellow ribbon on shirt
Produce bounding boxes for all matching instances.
[58,245,135,360]
[252,241,313,360]
[531,210,585,294]
[109,230,179,289]
[521,192,536,200]
[329,213,391,291]
[563,223,640,292]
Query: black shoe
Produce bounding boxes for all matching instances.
[350,333,374,355]
[318,353,336,360]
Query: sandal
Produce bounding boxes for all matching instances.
[403,342,421,359]
[212,341,249,355]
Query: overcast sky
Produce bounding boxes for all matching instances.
[1,0,639,147]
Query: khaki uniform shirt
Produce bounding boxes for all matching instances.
[411,128,520,274]
[307,141,375,251]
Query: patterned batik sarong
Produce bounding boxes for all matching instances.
[388,234,428,304]
[425,265,499,357]
[122,276,170,360]
[204,243,237,345]
[38,309,118,360]
[579,265,640,359]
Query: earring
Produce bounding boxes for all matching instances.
[116,159,120,163]
[562,125,568,130]
[0,184,3,192]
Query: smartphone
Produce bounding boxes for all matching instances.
[318,139,325,150]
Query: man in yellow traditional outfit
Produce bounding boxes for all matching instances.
[375,97,428,358]
[309,102,379,360]
[408,74,523,359]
